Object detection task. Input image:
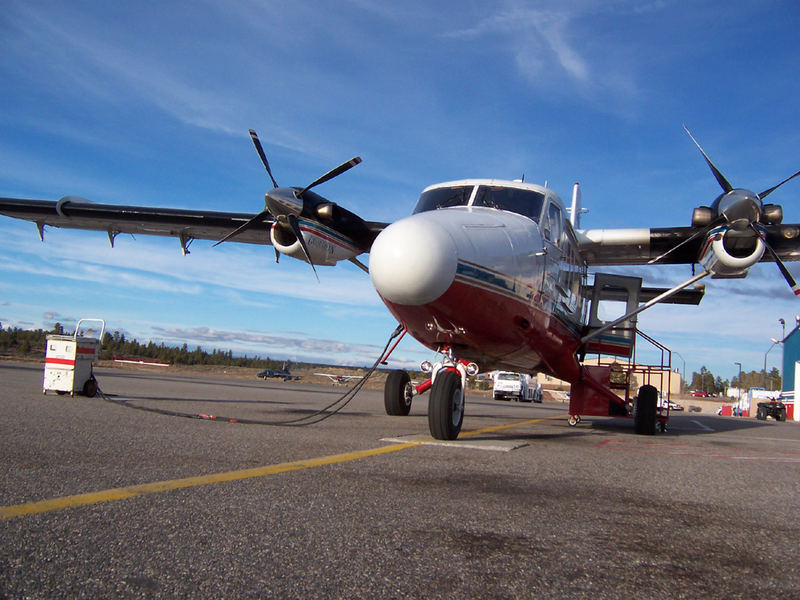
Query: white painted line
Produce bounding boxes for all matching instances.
[691,419,715,432]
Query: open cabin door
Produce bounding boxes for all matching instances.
[583,273,642,358]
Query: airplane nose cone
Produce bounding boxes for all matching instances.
[369,216,458,305]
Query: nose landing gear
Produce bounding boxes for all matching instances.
[382,347,476,441]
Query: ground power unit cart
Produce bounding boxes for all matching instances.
[43,319,105,397]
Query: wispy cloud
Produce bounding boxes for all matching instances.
[442,1,641,114]
[0,222,380,306]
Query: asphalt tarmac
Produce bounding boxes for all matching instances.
[2,361,800,599]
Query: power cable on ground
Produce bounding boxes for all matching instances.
[94,325,405,426]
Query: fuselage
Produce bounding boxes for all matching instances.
[369,179,587,380]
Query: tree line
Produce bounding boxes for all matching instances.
[688,365,782,394]
[0,323,298,370]
[1,323,785,390]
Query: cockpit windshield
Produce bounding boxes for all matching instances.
[473,186,544,222]
[413,184,545,222]
[413,186,473,214]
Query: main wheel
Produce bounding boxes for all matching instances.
[384,370,412,416]
[82,377,98,398]
[428,370,464,440]
[634,385,658,435]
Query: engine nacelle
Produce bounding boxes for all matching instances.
[269,220,360,266]
[698,226,765,277]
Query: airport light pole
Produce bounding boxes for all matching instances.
[734,361,742,399]
[674,351,686,393]
[779,318,786,341]
[764,338,781,390]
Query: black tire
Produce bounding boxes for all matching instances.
[428,370,464,440]
[777,408,787,422]
[634,385,658,435]
[757,406,767,420]
[384,370,412,416]
[82,377,98,398]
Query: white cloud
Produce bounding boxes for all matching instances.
[0,222,379,306]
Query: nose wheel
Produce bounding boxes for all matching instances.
[428,370,464,440]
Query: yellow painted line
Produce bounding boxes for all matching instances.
[0,442,421,521]
[0,413,566,521]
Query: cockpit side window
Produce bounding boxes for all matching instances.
[473,186,544,222]
[543,202,563,244]
[413,186,473,214]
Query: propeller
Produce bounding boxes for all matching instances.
[214,130,362,281]
[281,213,319,282]
[213,210,270,247]
[658,126,800,297]
[751,223,800,296]
[299,156,362,197]
[249,129,278,189]
[683,125,733,194]
[759,168,800,200]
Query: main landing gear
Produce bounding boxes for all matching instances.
[634,384,658,435]
[383,351,477,441]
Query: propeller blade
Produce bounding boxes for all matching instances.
[648,215,726,265]
[684,125,733,194]
[751,224,800,297]
[299,157,362,197]
[759,169,800,199]
[213,210,270,247]
[249,129,279,189]
[286,214,319,282]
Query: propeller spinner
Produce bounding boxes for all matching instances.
[214,130,362,282]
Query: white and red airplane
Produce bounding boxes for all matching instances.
[314,373,363,385]
[2,128,799,439]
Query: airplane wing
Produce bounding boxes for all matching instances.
[578,224,800,266]
[0,196,388,256]
[0,197,274,246]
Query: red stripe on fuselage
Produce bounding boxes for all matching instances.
[379,278,583,382]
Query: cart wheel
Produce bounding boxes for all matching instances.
[568,415,579,426]
[82,377,98,398]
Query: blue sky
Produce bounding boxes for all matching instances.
[2,0,800,382]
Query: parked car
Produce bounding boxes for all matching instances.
[658,397,684,411]
[690,390,709,397]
